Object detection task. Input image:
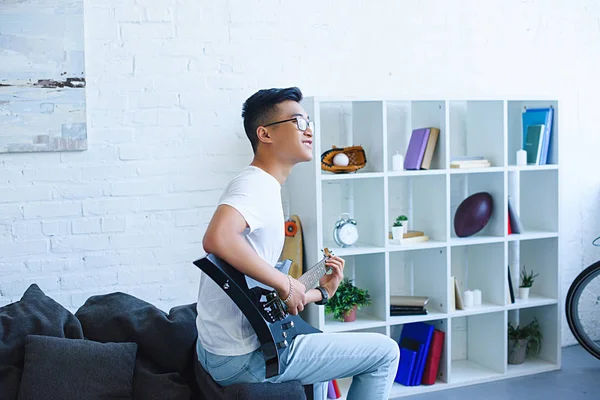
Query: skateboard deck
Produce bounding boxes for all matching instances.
[279,215,304,279]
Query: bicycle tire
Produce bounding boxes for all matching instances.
[565,260,600,359]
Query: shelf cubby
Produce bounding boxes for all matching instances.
[507,100,559,167]
[321,177,385,254]
[323,252,387,332]
[450,242,506,316]
[409,101,447,171]
[518,169,558,234]
[389,247,447,319]
[449,100,505,168]
[319,100,385,175]
[387,173,447,246]
[507,237,559,308]
[450,312,505,384]
[507,304,560,376]
[450,171,505,243]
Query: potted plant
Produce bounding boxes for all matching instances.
[397,215,409,233]
[392,219,404,242]
[325,278,372,322]
[519,266,539,300]
[507,318,542,364]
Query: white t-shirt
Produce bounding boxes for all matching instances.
[196,166,285,356]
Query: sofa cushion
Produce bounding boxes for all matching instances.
[75,293,197,374]
[17,334,137,400]
[0,284,84,400]
[75,293,199,399]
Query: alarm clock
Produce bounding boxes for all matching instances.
[333,213,359,247]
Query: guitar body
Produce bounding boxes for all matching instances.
[194,254,321,378]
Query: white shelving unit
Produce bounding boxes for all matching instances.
[285,97,561,399]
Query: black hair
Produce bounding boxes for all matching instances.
[241,87,303,153]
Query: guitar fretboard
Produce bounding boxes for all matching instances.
[297,257,328,291]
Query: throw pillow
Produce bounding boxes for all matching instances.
[0,284,84,400]
[17,335,137,400]
[75,293,197,374]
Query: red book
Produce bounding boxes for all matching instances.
[508,213,512,234]
[421,329,445,385]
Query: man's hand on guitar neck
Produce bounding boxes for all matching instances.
[277,276,307,316]
[319,254,345,298]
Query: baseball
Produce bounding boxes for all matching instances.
[333,153,350,166]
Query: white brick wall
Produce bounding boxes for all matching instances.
[1,0,599,346]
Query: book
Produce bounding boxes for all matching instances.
[390,309,428,316]
[390,295,429,307]
[332,379,341,398]
[421,329,445,385]
[420,128,440,169]
[507,196,523,233]
[450,155,485,162]
[524,124,544,165]
[507,266,515,304]
[403,235,429,243]
[395,347,418,386]
[327,380,337,399]
[450,160,491,169]
[404,128,431,170]
[453,278,464,310]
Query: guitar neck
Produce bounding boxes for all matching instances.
[297,257,328,291]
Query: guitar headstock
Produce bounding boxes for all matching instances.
[322,247,333,258]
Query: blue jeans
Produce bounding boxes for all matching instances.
[196,332,400,400]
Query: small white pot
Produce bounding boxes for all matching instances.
[402,219,409,233]
[519,287,530,300]
[392,226,404,242]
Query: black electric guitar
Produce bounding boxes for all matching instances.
[193,248,333,378]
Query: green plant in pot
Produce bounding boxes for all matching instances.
[397,215,408,233]
[507,318,542,364]
[325,278,371,322]
[519,266,539,300]
[392,218,404,241]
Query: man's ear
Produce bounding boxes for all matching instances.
[256,126,273,144]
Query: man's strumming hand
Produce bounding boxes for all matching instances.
[278,276,307,316]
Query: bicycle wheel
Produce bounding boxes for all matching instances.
[565,260,600,359]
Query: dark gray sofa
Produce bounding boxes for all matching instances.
[0,284,312,400]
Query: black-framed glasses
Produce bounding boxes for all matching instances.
[263,117,314,132]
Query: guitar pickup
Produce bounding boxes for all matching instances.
[282,321,294,330]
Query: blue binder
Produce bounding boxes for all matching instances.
[395,347,417,386]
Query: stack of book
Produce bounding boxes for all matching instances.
[389,295,429,316]
[522,107,554,165]
[395,322,445,386]
[388,230,430,244]
[449,156,491,169]
[404,127,440,170]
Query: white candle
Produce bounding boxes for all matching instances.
[392,152,404,171]
[463,290,474,308]
[517,149,527,166]
[473,289,482,306]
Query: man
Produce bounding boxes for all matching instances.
[196,87,400,400]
